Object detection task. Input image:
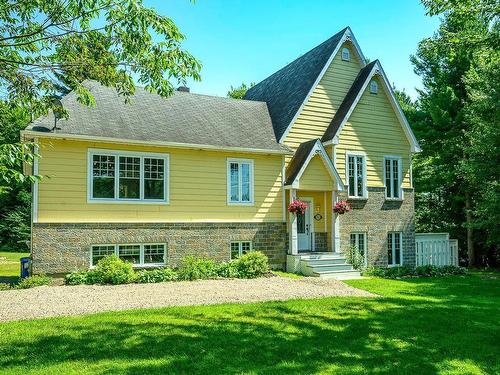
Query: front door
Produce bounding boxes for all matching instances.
[297,198,312,251]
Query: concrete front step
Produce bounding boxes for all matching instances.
[304,263,354,272]
[311,269,362,279]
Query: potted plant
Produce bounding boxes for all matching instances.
[333,200,352,215]
[288,199,308,215]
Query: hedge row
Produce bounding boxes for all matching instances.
[363,264,467,279]
[65,251,269,285]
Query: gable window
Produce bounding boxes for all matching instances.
[230,241,252,259]
[341,47,350,61]
[350,233,367,264]
[227,158,254,204]
[370,80,378,94]
[346,153,366,198]
[89,149,168,203]
[387,232,403,266]
[90,243,166,267]
[384,156,402,199]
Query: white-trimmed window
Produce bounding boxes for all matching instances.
[370,80,378,94]
[350,233,367,264]
[90,243,166,267]
[387,232,403,266]
[384,156,402,199]
[88,149,168,203]
[227,158,254,204]
[346,153,367,198]
[341,47,350,61]
[230,241,252,259]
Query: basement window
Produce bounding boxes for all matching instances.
[341,47,350,61]
[370,80,378,94]
[230,241,252,259]
[90,243,166,267]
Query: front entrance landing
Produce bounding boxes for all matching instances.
[286,253,361,279]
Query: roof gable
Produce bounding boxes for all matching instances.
[245,27,366,143]
[284,139,343,190]
[321,60,421,152]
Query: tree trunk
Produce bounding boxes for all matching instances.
[465,191,474,266]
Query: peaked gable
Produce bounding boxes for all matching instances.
[245,27,365,143]
[285,139,343,190]
[321,60,421,152]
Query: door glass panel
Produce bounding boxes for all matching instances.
[297,211,305,234]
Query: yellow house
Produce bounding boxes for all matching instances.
[23,27,420,277]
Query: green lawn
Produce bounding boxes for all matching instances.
[0,251,29,282]
[0,272,498,374]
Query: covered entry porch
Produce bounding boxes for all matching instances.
[283,140,357,277]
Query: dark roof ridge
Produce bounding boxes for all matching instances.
[321,60,379,142]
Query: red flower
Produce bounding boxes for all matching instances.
[333,200,352,215]
[288,199,308,215]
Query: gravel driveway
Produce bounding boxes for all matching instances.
[0,276,375,322]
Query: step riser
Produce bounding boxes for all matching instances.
[312,271,362,279]
[305,264,355,272]
[304,258,347,266]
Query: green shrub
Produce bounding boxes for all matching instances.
[234,251,269,278]
[415,265,440,277]
[365,265,468,278]
[136,268,177,283]
[65,270,89,285]
[177,256,219,280]
[0,283,12,291]
[16,274,51,289]
[92,255,136,284]
[217,262,239,278]
[346,245,365,270]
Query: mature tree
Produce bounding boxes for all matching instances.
[227,82,254,99]
[0,0,201,186]
[410,0,499,265]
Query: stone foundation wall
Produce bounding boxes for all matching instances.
[32,222,287,274]
[338,188,415,267]
[314,232,328,252]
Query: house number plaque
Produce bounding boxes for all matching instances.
[314,213,323,221]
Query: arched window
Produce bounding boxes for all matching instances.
[341,47,350,61]
[370,80,378,94]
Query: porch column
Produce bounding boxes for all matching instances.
[332,190,341,253]
[289,189,298,255]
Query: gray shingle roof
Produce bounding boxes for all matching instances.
[26,80,288,152]
[244,28,348,141]
[284,139,318,185]
[322,60,377,142]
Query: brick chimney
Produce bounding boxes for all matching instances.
[177,86,190,93]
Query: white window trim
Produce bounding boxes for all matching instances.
[345,151,368,199]
[350,232,368,266]
[341,47,350,61]
[387,232,403,267]
[87,148,169,204]
[227,158,254,206]
[383,155,404,201]
[90,243,167,268]
[230,241,253,259]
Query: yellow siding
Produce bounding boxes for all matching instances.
[283,42,363,150]
[37,139,284,223]
[298,155,333,191]
[335,76,412,187]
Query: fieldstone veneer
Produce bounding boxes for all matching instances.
[31,222,287,274]
[338,188,415,267]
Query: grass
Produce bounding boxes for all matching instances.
[0,272,498,374]
[272,270,304,279]
[0,251,29,283]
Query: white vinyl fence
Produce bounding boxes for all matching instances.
[415,233,459,266]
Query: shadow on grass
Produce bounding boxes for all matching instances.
[0,274,498,374]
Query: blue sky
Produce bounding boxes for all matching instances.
[153,0,440,99]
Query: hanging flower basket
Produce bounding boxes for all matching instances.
[288,199,308,215]
[333,200,352,215]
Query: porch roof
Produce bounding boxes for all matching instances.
[284,139,344,190]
